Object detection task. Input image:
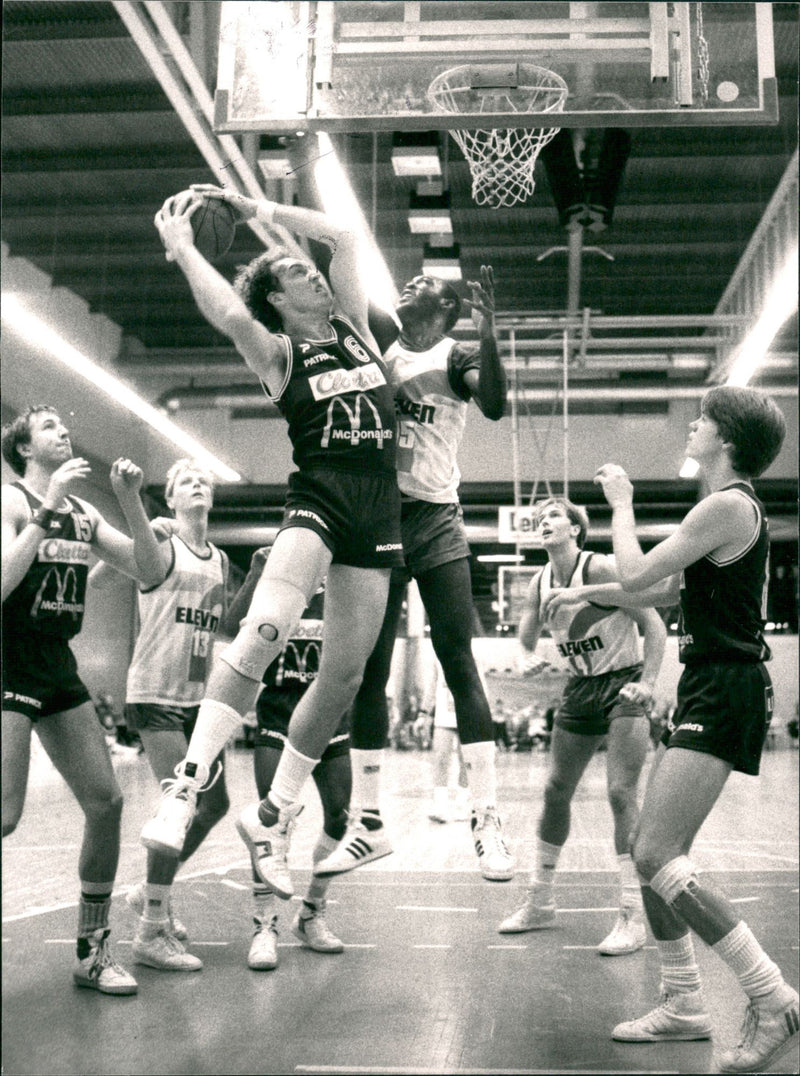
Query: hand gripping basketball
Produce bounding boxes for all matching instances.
[190,184,258,223]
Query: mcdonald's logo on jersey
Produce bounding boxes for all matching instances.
[31,565,83,618]
[321,393,393,450]
[309,362,386,401]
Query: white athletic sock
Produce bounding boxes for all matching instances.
[252,881,276,925]
[304,832,338,907]
[349,749,383,814]
[142,882,171,924]
[657,933,702,995]
[713,921,784,1000]
[618,853,644,913]
[460,740,497,812]
[185,699,242,776]
[268,740,317,810]
[531,838,562,897]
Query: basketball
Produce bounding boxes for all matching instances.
[190,197,237,260]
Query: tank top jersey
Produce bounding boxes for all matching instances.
[262,588,324,691]
[265,314,396,476]
[126,535,226,706]
[3,482,95,639]
[678,483,771,664]
[540,551,642,677]
[383,336,480,502]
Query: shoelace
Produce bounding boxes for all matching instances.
[91,936,126,976]
[479,811,509,853]
[734,1003,759,1051]
[158,759,222,800]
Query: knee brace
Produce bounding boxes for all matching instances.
[649,855,700,906]
[220,614,293,682]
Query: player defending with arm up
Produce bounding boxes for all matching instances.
[576,387,796,1073]
[497,497,666,955]
[317,267,515,884]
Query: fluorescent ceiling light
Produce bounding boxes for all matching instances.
[314,133,398,319]
[724,245,798,387]
[422,241,462,281]
[478,554,525,563]
[408,190,452,235]
[1,294,242,483]
[681,244,797,479]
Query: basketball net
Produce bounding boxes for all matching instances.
[427,64,568,208]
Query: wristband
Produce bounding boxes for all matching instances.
[31,506,59,530]
[256,200,278,227]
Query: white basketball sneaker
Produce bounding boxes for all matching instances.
[612,989,712,1042]
[73,929,138,995]
[235,800,304,900]
[132,925,202,972]
[140,760,220,857]
[497,891,556,933]
[714,986,800,1073]
[314,815,393,877]
[597,908,647,955]
[471,808,514,881]
[292,900,344,953]
[247,914,279,971]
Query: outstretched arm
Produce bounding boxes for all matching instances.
[461,266,507,420]
[155,191,286,386]
[594,463,745,590]
[190,184,376,351]
[91,460,166,586]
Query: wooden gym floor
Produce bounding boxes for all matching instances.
[3,739,798,1076]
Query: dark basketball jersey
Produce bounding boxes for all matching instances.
[262,588,324,690]
[678,483,771,663]
[266,314,396,475]
[3,482,95,639]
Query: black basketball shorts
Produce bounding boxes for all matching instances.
[662,661,773,776]
[398,498,471,579]
[556,665,647,736]
[255,682,350,761]
[2,633,91,721]
[280,468,403,570]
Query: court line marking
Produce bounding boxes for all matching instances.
[730,896,761,904]
[396,905,477,913]
[4,874,795,924]
[294,1068,680,1074]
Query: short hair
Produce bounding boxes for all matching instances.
[533,497,590,549]
[702,386,786,477]
[1,405,59,476]
[438,280,462,332]
[164,459,215,503]
[234,251,304,332]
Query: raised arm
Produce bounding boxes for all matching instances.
[90,459,166,587]
[518,569,545,653]
[155,191,286,386]
[1,457,92,602]
[189,184,376,351]
[594,464,747,590]
[461,266,507,420]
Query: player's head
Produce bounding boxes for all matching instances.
[165,458,215,514]
[1,405,69,476]
[699,386,786,478]
[396,275,462,333]
[235,252,332,331]
[534,497,590,550]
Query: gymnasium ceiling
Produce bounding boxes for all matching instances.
[1,1,798,553]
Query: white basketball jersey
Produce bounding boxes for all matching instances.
[541,551,642,677]
[384,336,472,503]
[126,535,226,706]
